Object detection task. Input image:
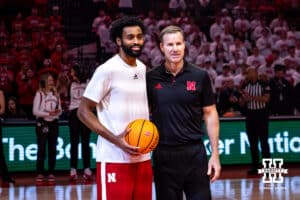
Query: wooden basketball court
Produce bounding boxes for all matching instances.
[1,164,299,200]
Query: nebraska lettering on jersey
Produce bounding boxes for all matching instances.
[71,85,85,99]
[107,173,117,183]
[69,82,87,110]
[186,81,196,91]
[44,94,59,111]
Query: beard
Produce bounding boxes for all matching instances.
[121,42,144,58]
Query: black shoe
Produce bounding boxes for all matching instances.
[247,168,258,176]
[3,176,16,184]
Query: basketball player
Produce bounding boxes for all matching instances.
[147,25,221,200]
[77,16,152,200]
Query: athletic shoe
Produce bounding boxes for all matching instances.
[83,168,93,180]
[35,174,45,186]
[48,174,56,185]
[70,168,78,181]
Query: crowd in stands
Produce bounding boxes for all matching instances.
[1,0,300,120]
[0,5,74,119]
[92,0,300,117]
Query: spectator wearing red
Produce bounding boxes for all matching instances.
[25,7,43,32]
[60,53,72,81]
[0,62,15,98]
[16,67,38,120]
[10,24,28,50]
[257,0,276,14]
[275,0,293,12]
[11,12,25,33]
[0,21,9,54]
[47,27,67,53]
[0,20,9,41]
[34,0,48,16]
[50,43,64,72]
[49,6,63,31]
[13,50,35,74]
[38,58,59,80]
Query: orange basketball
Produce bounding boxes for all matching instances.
[125,119,159,154]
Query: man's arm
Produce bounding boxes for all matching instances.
[250,93,270,103]
[77,97,140,155]
[203,104,221,182]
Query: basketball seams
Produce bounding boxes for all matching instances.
[125,121,134,145]
[136,119,146,148]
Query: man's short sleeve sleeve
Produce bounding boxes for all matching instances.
[201,71,216,106]
[83,66,111,103]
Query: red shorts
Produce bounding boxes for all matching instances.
[96,160,153,200]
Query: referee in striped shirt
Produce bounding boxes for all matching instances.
[240,67,271,175]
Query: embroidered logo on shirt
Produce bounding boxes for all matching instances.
[186,81,196,91]
[155,83,162,89]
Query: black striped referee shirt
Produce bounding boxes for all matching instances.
[242,80,270,110]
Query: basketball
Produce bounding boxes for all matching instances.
[125,119,159,154]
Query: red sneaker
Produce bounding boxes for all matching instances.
[47,174,56,186]
[35,174,45,186]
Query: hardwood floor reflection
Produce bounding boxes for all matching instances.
[1,177,300,200]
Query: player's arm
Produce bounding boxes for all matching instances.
[77,97,140,155]
[203,104,221,182]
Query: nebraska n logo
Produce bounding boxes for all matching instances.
[258,158,288,183]
[107,173,116,183]
[186,81,196,91]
